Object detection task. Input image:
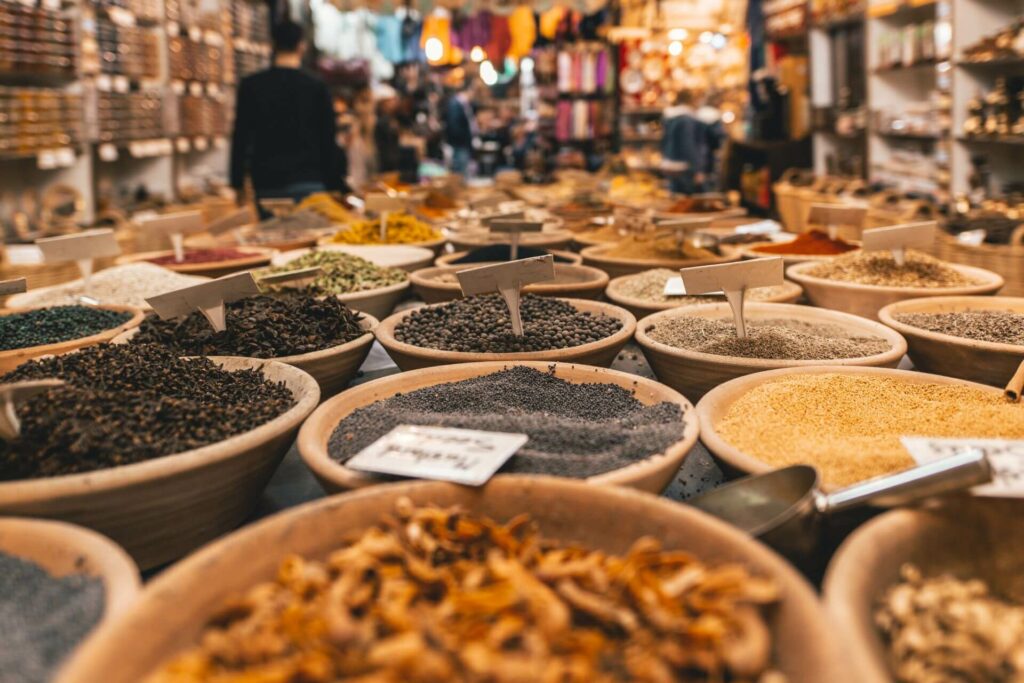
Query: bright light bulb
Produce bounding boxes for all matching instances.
[520,56,534,73]
[480,60,498,86]
[668,28,688,41]
[470,45,485,63]
[424,37,444,63]
[710,33,727,49]
[699,31,713,44]
[668,40,683,56]
[722,111,736,124]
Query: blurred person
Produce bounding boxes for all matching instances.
[444,86,476,175]
[347,85,377,190]
[374,84,403,174]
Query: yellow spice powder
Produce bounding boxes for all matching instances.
[714,373,1024,487]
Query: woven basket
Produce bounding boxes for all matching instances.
[932,231,1024,296]
[772,169,814,232]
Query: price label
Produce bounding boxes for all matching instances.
[347,425,527,486]
[188,25,201,41]
[256,266,322,286]
[54,147,75,167]
[193,136,208,151]
[902,437,1024,498]
[107,6,135,26]
[862,221,937,266]
[679,257,784,338]
[36,150,57,170]
[37,229,121,283]
[171,79,186,95]
[457,255,555,336]
[147,272,260,332]
[166,21,180,36]
[656,216,713,242]
[189,81,203,97]
[175,137,191,153]
[0,380,65,441]
[488,219,542,261]
[0,277,27,295]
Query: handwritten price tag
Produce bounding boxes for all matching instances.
[862,221,937,266]
[902,437,1024,498]
[680,257,784,338]
[347,425,527,486]
[364,194,406,241]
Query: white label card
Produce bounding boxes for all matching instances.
[862,221,937,266]
[146,272,260,332]
[457,255,555,336]
[680,257,784,338]
[347,425,528,486]
[902,437,1024,498]
[0,278,27,295]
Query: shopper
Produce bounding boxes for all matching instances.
[444,87,476,175]
[346,85,377,190]
[229,19,345,213]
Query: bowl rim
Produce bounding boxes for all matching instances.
[446,229,575,250]
[316,234,447,251]
[408,262,610,296]
[580,242,742,269]
[605,273,803,313]
[115,247,276,274]
[0,356,320,504]
[435,248,584,267]
[270,243,434,269]
[786,260,1006,295]
[0,304,146,361]
[878,295,1024,356]
[334,279,411,303]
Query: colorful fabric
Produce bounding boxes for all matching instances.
[486,14,511,63]
[507,5,535,58]
[374,14,402,64]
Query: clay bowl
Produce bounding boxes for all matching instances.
[435,247,583,267]
[606,273,804,320]
[274,244,434,273]
[5,266,209,311]
[786,260,1004,321]
[447,226,574,252]
[695,365,1005,485]
[652,207,749,223]
[58,476,844,683]
[0,304,144,374]
[738,241,862,266]
[878,296,1024,386]
[115,247,276,278]
[637,303,907,403]
[823,498,1024,682]
[317,234,448,255]
[184,225,323,252]
[409,263,609,303]
[581,243,742,279]
[374,298,637,371]
[298,361,699,493]
[0,357,320,569]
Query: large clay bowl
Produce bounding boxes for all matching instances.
[879,296,1024,386]
[116,247,276,278]
[0,357,320,569]
[272,244,434,273]
[738,241,862,266]
[374,298,636,371]
[58,476,844,683]
[696,365,1007,485]
[636,303,907,403]
[606,273,804,319]
[786,261,1004,321]
[447,227,574,252]
[0,304,145,374]
[184,225,323,252]
[298,361,699,493]
[317,234,447,255]
[823,498,1024,683]
[581,243,742,279]
[436,247,583,267]
[410,263,609,303]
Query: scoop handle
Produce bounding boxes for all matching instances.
[816,449,992,515]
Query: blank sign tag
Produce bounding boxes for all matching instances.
[680,257,784,338]
[146,272,260,332]
[457,255,555,336]
[862,221,937,266]
[902,437,1024,498]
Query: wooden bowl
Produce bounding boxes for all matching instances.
[878,296,1024,386]
[374,298,637,371]
[298,361,699,493]
[581,243,741,279]
[436,248,583,267]
[823,498,1024,682]
[115,247,276,278]
[606,274,804,320]
[786,261,1004,321]
[272,244,435,273]
[59,476,844,683]
[410,263,609,303]
[0,357,320,569]
[695,365,1006,484]
[637,303,907,403]
[0,304,145,374]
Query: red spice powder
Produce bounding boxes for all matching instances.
[147,248,255,265]
[752,230,858,256]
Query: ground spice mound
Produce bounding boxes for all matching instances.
[0,305,132,350]
[147,248,255,265]
[752,230,858,256]
[609,268,794,305]
[0,343,295,480]
[600,234,718,261]
[328,366,685,478]
[804,250,980,288]
[894,310,1024,346]
[714,373,1024,487]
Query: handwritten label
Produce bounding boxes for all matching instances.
[0,278,27,295]
[256,267,322,286]
[457,255,555,336]
[347,425,527,486]
[679,257,784,338]
[862,221,937,266]
[146,272,260,332]
[0,380,65,441]
[37,229,121,283]
[137,210,205,263]
[902,437,1024,498]
[488,219,542,260]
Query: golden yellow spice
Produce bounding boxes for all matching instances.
[327,213,441,245]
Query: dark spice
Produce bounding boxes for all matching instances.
[395,294,622,353]
[0,305,132,351]
[0,551,105,683]
[131,290,365,358]
[894,310,1024,346]
[0,343,295,480]
[147,248,255,265]
[328,366,685,478]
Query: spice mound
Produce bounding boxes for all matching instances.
[148,500,782,683]
[132,290,365,358]
[326,213,441,245]
[238,210,332,245]
[599,234,719,261]
[146,247,257,266]
[258,250,407,295]
[610,268,793,305]
[395,294,622,353]
[877,564,1024,683]
[803,250,980,288]
[0,551,105,683]
[714,373,1024,487]
[0,305,132,351]
[0,343,295,480]
[751,230,858,256]
[894,310,1024,346]
[330,367,684,477]
[5,263,208,309]
[647,317,891,360]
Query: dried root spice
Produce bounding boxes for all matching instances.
[148,500,784,683]
[0,344,295,480]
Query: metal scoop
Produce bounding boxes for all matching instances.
[688,449,992,560]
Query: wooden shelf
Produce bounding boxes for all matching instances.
[957,135,1024,146]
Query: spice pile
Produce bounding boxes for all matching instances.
[714,373,1024,486]
[0,344,295,480]
[330,367,683,477]
[609,268,793,305]
[894,310,1024,346]
[395,294,621,353]
[877,564,1024,682]
[258,250,407,295]
[297,192,358,223]
[751,230,858,256]
[0,551,105,683]
[237,210,331,246]
[326,214,441,245]
[0,305,132,351]
[804,250,980,288]
[647,317,890,360]
[146,247,257,266]
[599,234,719,261]
[132,290,365,358]
[149,500,782,682]
[5,263,208,309]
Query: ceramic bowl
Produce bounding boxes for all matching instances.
[272,244,434,273]
[410,263,609,303]
[605,273,803,320]
[184,225,323,252]
[435,247,583,267]
[581,244,741,279]
[738,241,861,266]
[115,247,276,278]
[317,234,447,255]
[447,227,574,252]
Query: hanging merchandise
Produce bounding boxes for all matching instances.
[400,11,423,62]
[486,14,511,63]
[508,4,536,58]
[374,13,403,64]
[421,9,454,65]
[539,5,567,41]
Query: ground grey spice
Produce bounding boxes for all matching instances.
[609,268,791,305]
[894,310,1024,346]
[646,317,891,360]
[328,366,685,478]
[805,250,979,288]
[0,551,105,683]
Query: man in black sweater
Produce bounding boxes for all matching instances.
[229,20,344,212]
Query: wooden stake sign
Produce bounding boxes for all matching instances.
[137,210,205,263]
[207,206,257,235]
[656,216,714,248]
[36,229,121,286]
[862,221,937,266]
[0,277,27,296]
[488,219,543,261]
[0,379,64,441]
[679,257,784,338]
[256,266,322,286]
[146,272,260,332]
[808,203,868,240]
[456,255,555,336]
[365,193,407,242]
